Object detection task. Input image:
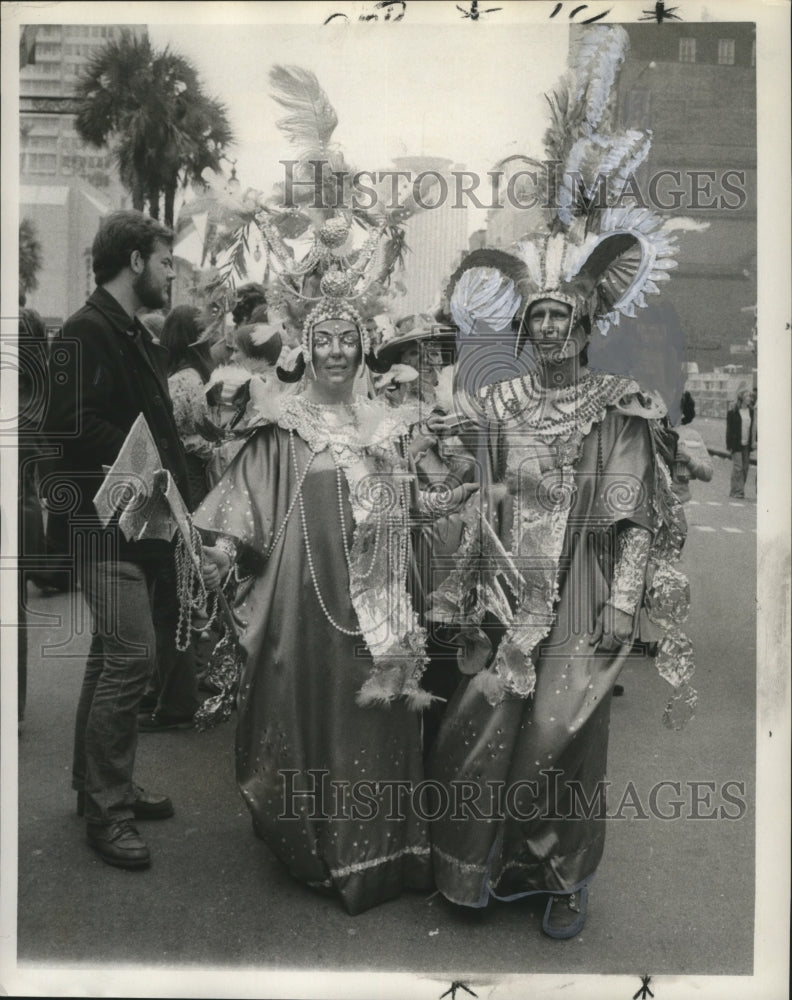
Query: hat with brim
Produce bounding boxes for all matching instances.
[376,313,457,366]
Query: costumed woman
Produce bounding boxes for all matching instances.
[188,60,468,913]
[425,24,698,939]
[196,290,456,914]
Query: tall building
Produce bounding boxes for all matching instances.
[20,24,146,198]
[389,157,469,319]
[613,23,757,375]
[19,24,148,324]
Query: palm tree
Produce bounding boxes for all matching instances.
[19,218,42,299]
[74,31,234,227]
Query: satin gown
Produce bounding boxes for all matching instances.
[195,407,432,915]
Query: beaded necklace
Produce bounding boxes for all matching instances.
[274,395,415,637]
[264,429,317,559]
[483,370,641,468]
[335,463,382,581]
[288,407,393,636]
[174,522,220,651]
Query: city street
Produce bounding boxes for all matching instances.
[15,437,756,983]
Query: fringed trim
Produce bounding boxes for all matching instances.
[354,658,431,712]
[471,667,510,706]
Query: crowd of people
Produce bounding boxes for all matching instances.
[16,25,752,943]
[15,202,703,938]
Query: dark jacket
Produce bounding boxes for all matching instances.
[725,402,755,453]
[43,287,191,569]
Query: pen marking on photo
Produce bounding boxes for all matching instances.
[439,982,478,1000]
[456,1,503,21]
[640,2,683,22]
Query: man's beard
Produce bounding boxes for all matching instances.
[133,265,169,310]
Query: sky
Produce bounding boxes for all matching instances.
[146,17,570,234]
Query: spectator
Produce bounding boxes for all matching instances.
[139,310,166,343]
[672,391,713,504]
[43,210,221,869]
[726,387,755,499]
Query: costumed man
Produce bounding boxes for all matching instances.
[424,23,697,939]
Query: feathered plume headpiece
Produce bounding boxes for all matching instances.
[449,26,708,358]
[183,65,416,362]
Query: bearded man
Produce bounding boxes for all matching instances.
[44,211,221,869]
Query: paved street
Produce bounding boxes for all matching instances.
[14,436,757,986]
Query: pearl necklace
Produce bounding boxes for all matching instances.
[263,429,317,560]
[335,463,382,581]
[291,425,364,637]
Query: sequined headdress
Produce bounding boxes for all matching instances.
[186,66,416,375]
[448,26,707,359]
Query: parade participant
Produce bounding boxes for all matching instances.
[376,314,478,754]
[43,211,222,869]
[191,61,476,911]
[424,24,697,938]
[376,313,449,408]
[196,294,439,914]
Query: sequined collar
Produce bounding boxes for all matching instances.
[478,370,644,442]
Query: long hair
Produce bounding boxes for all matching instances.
[160,305,212,381]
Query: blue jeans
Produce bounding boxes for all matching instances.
[72,560,158,824]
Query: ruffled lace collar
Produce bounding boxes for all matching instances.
[276,393,419,454]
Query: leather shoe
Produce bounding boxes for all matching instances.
[77,787,174,821]
[138,712,194,732]
[86,819,150,869]
[130,785,174,820]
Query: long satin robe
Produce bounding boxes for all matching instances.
[427,403,665,906]
[195,419,432,915]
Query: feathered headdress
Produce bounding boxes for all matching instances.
[449,26,708,358]
[184,65,415,365]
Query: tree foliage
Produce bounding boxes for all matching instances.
[19,218,43,297]
[74,31,234,226]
